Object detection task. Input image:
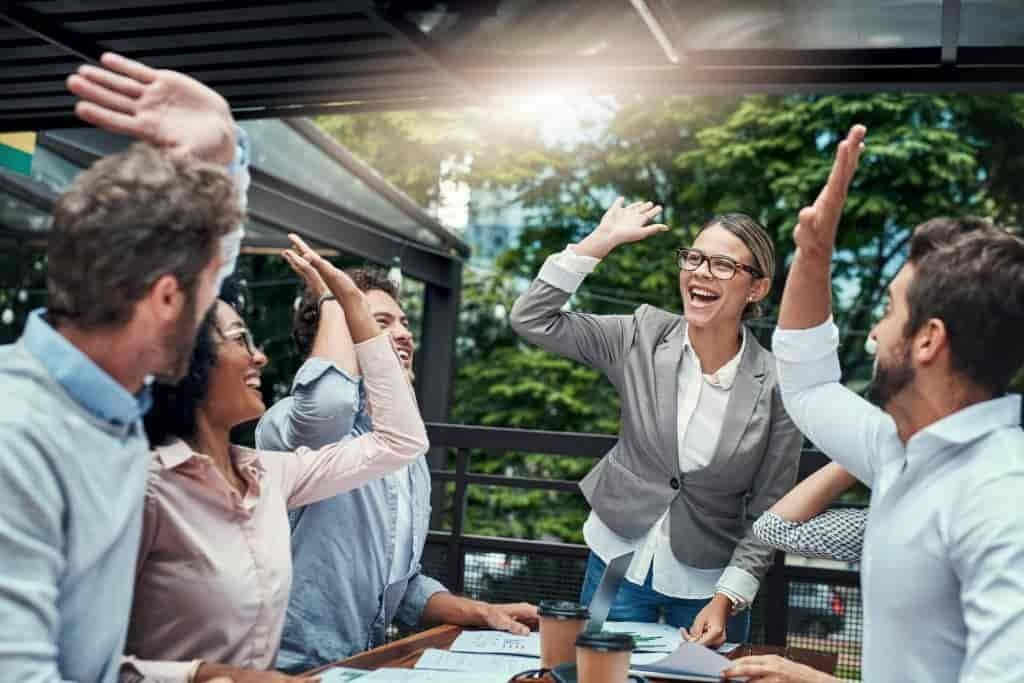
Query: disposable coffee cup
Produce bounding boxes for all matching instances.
[538,600,590,669]
[575,631,635,683]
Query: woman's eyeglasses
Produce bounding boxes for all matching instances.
[217,327,262,357]
[677,248,763,280]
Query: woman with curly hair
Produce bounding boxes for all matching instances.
[122,237,428,683]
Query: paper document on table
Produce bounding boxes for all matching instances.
[415,648,541,677]
[600,621,682,652]
[629,641,744,682]
[449,629,541,657]
[317,667,370,682]
[360,668,510,683]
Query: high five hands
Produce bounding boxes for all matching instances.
[793,125,867,260]
[66,52,237,165]
[575,197,669,259]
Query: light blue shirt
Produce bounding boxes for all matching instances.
[256,358,445,672]
[0,311,152,682]
[774,318,1024,683]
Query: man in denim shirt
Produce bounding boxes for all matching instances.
[258,265,537,672]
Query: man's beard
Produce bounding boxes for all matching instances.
[866,342,915,408]
[155,295,202,384]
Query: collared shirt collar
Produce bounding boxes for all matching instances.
[905,394,1022,466]
[155,438,266,480]
[21,309,151,428]
[683,324,747,390]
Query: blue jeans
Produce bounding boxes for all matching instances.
[579,553,751,642]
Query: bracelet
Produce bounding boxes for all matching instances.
[317,293,337,312]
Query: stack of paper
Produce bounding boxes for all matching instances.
[415,647,541,677]
[629,641,740,682]
[449,629,541,657]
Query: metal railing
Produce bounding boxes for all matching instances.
[421,422,865,679]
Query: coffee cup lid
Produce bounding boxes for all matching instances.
[537,600,590,619]
[575,631,636,652]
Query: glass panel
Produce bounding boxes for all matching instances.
[670,0,943,50]
[0,191,51,234]
[405,0,666,61]
[239,119,442,247]
[406,0,942,56]
[30,144,83,196]
[960,0,1024,46]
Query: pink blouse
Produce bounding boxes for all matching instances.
[122,334,427,681]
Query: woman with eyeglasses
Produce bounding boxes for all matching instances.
[511,199,803,647]
[121,237,428,683]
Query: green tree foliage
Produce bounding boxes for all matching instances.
[317,95,1024,541]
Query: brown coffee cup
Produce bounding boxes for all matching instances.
[575,631,636,683]
[538,601,591,669]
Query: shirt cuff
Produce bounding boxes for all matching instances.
[291,356,362,393]
[716,566,760,609]
[397,572,450,627]
[538,245,600,294]
[772,317,843,394]
[121,656,200,683]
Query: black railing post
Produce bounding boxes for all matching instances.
[762,551,789,645]
[446,448,469,595]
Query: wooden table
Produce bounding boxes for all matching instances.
[313,625,839,681]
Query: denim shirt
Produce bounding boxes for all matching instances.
[255,358,445,672]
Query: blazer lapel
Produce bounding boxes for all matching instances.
[707,335,767,474]
[653,319,686,475]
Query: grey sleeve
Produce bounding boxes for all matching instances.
[753,509,865,563]
[509,276,634,380]
[257,358,364,451]
[0,430,75,682]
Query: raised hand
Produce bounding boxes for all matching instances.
[792,125,867,259]
[67,52,236,165]
[283,234,379,344]
[282,242,329,299]
[576,197,668,259]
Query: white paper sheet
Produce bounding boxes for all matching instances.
[359,668,511,683]
[629,641,741,682]
[414,648,541,677]
[449,629,541,657]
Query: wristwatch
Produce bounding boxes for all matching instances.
[317,292,337,312]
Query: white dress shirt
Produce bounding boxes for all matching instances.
[546,246,759,605]
[774,317,1024,683]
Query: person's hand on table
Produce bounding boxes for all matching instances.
[479,602,539,636]
[680,593,731,648]
[721,654,838,682]
[196,662,320,682]
[66,52,237,165]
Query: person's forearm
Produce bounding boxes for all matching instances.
[770,463,857,523]
[420,592,486,626]
[574,230,617,259]
[310,302,359,376]
[777,247,834,331]
[336,288,379,343]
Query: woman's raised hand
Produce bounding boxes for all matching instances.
[576,197,668,259]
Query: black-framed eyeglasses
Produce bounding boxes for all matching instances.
[677,247,764,280]
[216,326,261,357]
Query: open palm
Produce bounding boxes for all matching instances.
[67,52,236,165]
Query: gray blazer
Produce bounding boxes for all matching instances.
[510,277,802,583]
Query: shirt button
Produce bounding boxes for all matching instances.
[670,477,681,490]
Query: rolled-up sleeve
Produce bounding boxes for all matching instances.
[395,571,448,628]
[271,359,363,451]
[773,318,887,487]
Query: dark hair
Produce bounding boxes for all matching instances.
[292,266,399,359]
[904,223,1024,396]
[143,275,246,446]
[698,213,775,319]
[47,143,243,329]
